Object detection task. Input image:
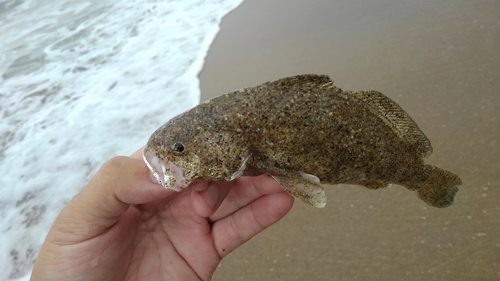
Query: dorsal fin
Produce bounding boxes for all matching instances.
[347,90,433,158]
[266,74,335,90]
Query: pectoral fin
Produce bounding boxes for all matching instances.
[229,154,252,180]
[271,172,327,208]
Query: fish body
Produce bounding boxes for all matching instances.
[144,74,461,208]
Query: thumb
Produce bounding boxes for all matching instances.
[50,156,173,243]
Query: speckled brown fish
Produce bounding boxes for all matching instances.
[143,74,461,208]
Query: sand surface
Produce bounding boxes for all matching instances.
[199,0,500,280]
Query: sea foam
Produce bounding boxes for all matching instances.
[0,0,243,279]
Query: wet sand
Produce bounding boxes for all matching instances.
[199,0,500,280]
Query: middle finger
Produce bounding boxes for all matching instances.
[209,175,287,222]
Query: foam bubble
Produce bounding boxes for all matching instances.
[0,0,243,279]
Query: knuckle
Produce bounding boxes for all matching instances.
[228,215,246,243]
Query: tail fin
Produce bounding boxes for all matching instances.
[413,165,461,208]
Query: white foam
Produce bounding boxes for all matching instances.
[0,0,243,279]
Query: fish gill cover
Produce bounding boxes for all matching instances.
[0,0,243,279]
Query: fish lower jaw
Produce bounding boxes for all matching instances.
[142,148,187,192]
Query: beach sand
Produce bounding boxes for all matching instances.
[199,0,500,280]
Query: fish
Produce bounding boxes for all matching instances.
[143,74,461,208]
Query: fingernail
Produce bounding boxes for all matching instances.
[201,184,219,210]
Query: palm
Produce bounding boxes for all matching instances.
[123,191,218,280]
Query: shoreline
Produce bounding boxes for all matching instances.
[199,0,500,280]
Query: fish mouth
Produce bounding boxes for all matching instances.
[142,148,187,191]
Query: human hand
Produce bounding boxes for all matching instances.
[31,148,294,280]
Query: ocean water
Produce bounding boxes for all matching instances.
[0,0,243,279]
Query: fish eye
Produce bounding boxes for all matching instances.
[172,142,185,152]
